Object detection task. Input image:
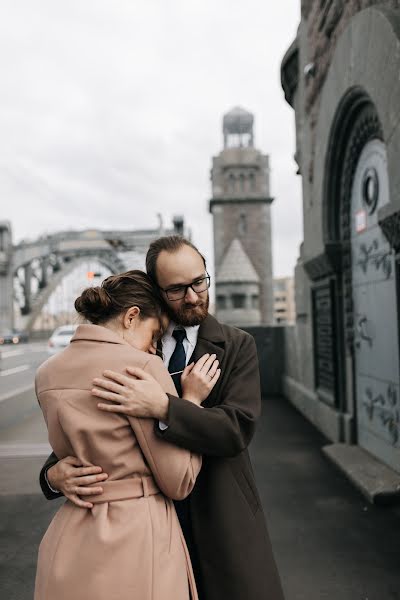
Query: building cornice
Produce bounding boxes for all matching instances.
[209,197,274,212]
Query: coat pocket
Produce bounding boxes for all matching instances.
[228,460,260,516]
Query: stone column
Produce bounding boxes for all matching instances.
[0,222,14,331]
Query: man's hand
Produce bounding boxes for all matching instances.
[47,456,108,509]
[92,368,169,420]
[181,353,221,405]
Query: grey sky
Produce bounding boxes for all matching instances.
[0,0,302,278]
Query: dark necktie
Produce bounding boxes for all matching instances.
[167,327,200,589]
[168,328,187,396]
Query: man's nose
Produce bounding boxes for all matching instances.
[185,287,198,303]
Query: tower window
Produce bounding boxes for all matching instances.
[249,172,256,192]
[238,212,247,236]
[232,294,246,308]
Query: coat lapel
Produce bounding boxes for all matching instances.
[158,314,225,408]
[188,315,225,408]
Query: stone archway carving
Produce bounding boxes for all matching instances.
[305,5,400,271]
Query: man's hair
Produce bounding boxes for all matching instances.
[146,235,207,284]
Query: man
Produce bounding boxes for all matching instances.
[40,236,285,600]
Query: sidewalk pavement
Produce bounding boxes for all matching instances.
[0,396,399,600]
[253,396,400,600]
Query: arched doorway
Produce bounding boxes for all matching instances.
[325,96,400,472]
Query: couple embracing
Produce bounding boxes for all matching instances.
[35,235,285,600]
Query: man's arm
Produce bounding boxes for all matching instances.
[39,452,63,500]
[157,333,261,457]
[39,452,109,507]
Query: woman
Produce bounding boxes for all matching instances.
[34,270,220,600]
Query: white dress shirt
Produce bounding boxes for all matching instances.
[161,321,200,369]
[158,321,200,430]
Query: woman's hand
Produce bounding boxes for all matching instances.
[181,353,221,406]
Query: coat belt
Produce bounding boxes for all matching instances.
[89,475,160,504]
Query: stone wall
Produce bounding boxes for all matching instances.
[303,0,400,186]
[243,325,286,397]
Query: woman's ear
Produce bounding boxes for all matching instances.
[123,306,141,329]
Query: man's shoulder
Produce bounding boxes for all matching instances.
[220,323,255,347]
[202,314,254,345]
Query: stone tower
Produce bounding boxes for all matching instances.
[209,107,274,326]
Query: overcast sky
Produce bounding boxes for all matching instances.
[0,0,302,279]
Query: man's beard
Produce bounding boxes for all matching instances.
[165,294,209,327]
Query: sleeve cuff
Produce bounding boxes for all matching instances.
[44,467,60,494]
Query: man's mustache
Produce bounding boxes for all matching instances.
[181,302,204,309]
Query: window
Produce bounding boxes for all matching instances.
[238,212,247,236]
[274,281,286,292]
[232,294,246,309]
[251,294,259,309]
[216,295,227,310]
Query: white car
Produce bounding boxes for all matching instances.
[47,325,78,355]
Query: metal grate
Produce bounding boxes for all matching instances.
[312,280,338,404]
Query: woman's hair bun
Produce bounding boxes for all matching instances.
[74,270,162,326]
[74,286,113,324]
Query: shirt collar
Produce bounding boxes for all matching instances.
[164,321,200,347]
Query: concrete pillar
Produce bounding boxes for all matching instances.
[39,257,48,289]
[0,222,14,331]
[21,263,32,315]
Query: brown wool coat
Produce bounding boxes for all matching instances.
[35,324,201,600]
[41,314,285,600]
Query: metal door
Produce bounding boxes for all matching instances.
[351,139,400,472]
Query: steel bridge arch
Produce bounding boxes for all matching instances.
[21,252,127,331]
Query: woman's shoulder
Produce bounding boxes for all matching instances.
[143,353,166,372]
[115,343,154,366]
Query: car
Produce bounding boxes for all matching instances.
[0,329,29,345]
[47,324,78,355]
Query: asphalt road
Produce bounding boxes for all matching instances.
[0,343,49,397]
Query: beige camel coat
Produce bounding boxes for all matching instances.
[34,324,201,600]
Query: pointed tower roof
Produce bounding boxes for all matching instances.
[217,238,260,283]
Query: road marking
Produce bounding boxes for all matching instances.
[0,349,26,359]
[0,365,31,377]
[1,347,47,359]
[0,443,51,457]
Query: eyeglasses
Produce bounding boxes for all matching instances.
[160,274,211,301]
